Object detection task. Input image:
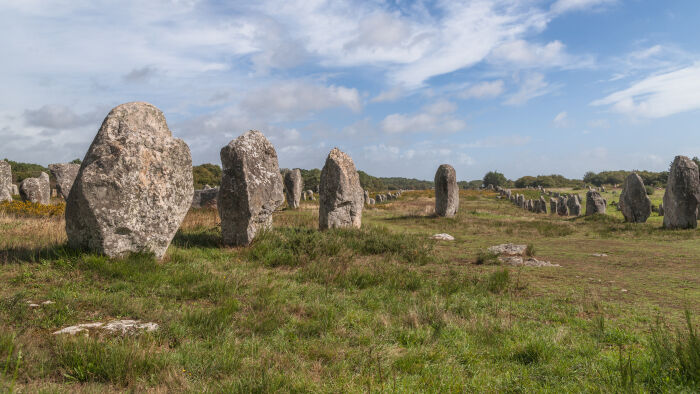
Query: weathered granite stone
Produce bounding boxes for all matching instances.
[364,190,369,203]
[20,172,50,204]
[11,184,18,196]
[0,160,12,202]
[663,156,700,229]
[434,164,458,217]
[659,203,664,216]
[585,190,606,216]
[65,102,193,259]
[191,187,219,209]
[368,198,375,205]
[539,196,547,214]
[319,148,363,229]
[557,196,569,216]
[619,173,651,223]
[283,168,303,209]
[550,198,557,214]
[48,163,80,199]
[567,194,581,216]
[219,130,284,246]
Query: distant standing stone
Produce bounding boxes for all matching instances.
[539,196,547,214]
[219,130,284,246]
[550,198,557,214]
[434,164,458,217]
[48,163,80,199]
[557,196,569,216]
[663,155,700,229]
[66,102,193,259]
[567,194,581,216]
[364,190,369,204]
[619,173,651,223]
[319,148,364,229]
[20,172,50,204]
[283,169,303,209]
[585,190,606,216]
[191,187,219,209]
[0,160,12,202]
[659,203,664,216]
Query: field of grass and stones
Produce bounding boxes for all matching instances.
[1,187,699,392]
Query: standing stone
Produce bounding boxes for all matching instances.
[585,190,606,216]
[550,198,557,214]
[659,203,664,216]
[283,168,303,209]
[619,173,651,223]
[11,184,18,196]
[20,172,50,204]
[48,163,80,199]
[434,164,458,217]
[663,156,700,229]
[557,196,569,216]
[0,160,12,202]
[219,130,284,246]
[368,198,375,205]
[567,195,581,216]
[319,148,363,229]
[526,199,533,211]
[66,102,193,259]
[364,190,370,204]
[539,196,547,214]
[191,187,219,209]
[306,190,315,201]
[517,194,524,208]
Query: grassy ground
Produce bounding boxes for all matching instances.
[0,189,698,392]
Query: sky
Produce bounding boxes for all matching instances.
[1,0,700,181]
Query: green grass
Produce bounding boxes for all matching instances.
[0,192,698,392]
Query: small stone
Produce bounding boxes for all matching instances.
[431,233,455,241]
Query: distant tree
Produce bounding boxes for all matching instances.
[192,163,222,189]
[693,156,700,170]
[514,176,537,188]
[300,168,321,192]
[483,171,507,187]
[70,158,82,164]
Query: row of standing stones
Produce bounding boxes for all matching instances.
[1,102,699,259]
[0,102,428,260]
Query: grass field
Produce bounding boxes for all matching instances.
[1,189,698,392]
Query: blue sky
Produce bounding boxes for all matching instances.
[2,0,700,181]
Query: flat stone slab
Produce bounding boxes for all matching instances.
[487,243,527,256]
[53,320,159,336]
[431,233,455,241]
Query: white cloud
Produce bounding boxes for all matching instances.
[550,0,616,15]
[489,40,591,69]
[505,72,555,106]
[553,111,568,128]
[461,135,531,148]
[240,81,362,121]
[591,64,700,118]
[459,80,504,99]
[380,100,465,134]
[371,87,405,103]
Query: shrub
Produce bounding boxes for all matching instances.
[645,185,655,196]
[0,200,65,217]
